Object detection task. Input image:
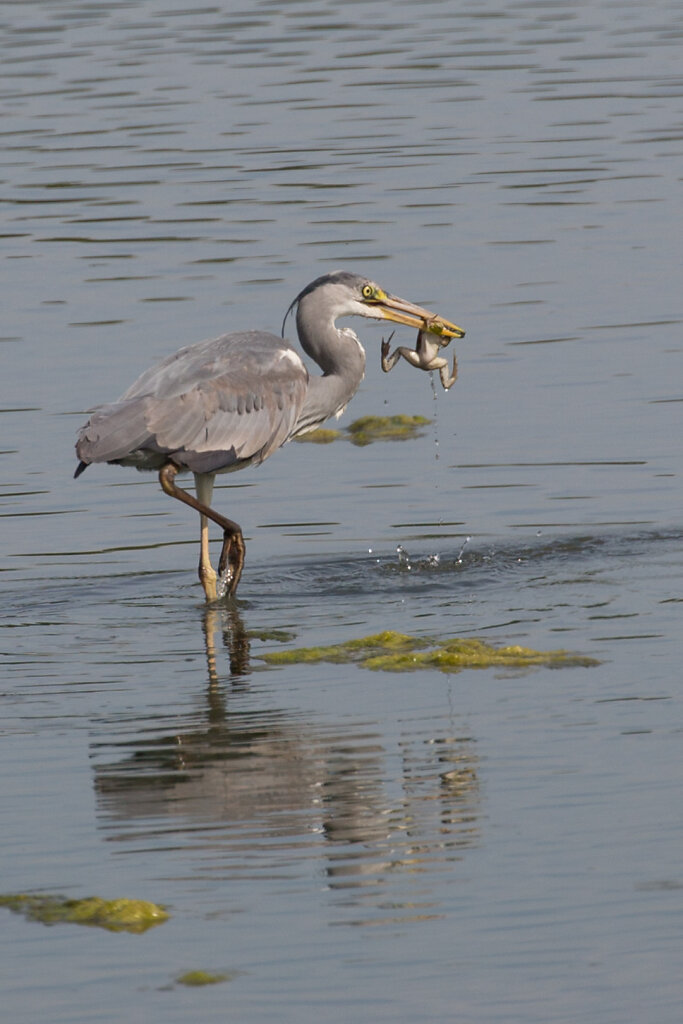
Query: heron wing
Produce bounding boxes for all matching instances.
[76,331,309,475]
[75,398,157,465]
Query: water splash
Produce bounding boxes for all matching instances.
[396,544,412,570]
[216,565,233,600]
[456,535,471,564]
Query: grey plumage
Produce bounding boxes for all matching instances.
[76,331,308,476]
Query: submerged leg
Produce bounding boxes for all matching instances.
[159,462,245,600]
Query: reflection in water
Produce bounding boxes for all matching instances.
[93,606,479,917]
[1,0,681,1014]
[203,604,251,682]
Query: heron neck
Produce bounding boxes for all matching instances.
[294,308,367,433]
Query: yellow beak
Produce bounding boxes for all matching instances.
[369,291,466,339]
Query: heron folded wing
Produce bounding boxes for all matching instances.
[118,331,305,402]
[75,400,156,465]
[142,391,213,454]
[147,371,307,474]
[76,331,310,474]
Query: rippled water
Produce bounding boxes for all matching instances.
[2,1,683,1021]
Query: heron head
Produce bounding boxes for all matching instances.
[282,271,465,339]
[355,278,466,339]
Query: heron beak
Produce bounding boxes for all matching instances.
[369,292,466,339]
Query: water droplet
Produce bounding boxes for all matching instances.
[396,544,412,570]
[216,563,234,599]
[456,535,471,564]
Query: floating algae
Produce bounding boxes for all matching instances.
[246,627,297,644]
[0,894,169,933]
[346,415,431,446]
[260,630,599,675]
[361,638,599,673]
[294,427,343,444]
[175,970,236,987]
[295,415,430,447]
[261,630,427,666]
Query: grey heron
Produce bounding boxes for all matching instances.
[74,271,465,601]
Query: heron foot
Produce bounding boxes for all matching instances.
[198,560,219,602]
[217,528,245,597]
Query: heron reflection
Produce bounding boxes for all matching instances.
[92,609,480,896]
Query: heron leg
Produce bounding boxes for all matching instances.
[159,462,245,600]
[195,473,218,600]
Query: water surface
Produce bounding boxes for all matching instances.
[2,2,682,1021]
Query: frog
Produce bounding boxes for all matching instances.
[381,328,458,390]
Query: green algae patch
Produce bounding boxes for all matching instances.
[260,631,599,675]
[175,970,233,987]
[0,894,169,933]
[294,415,431,446]
[261,630,428,667]
[247,627,297,644]
[346,414,431,446]
[294,427,343,444]
[363,638,599,673]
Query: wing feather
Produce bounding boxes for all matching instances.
[75,399,156,465]
[76,331,309,475]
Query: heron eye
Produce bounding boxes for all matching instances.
[361,283,376,300]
